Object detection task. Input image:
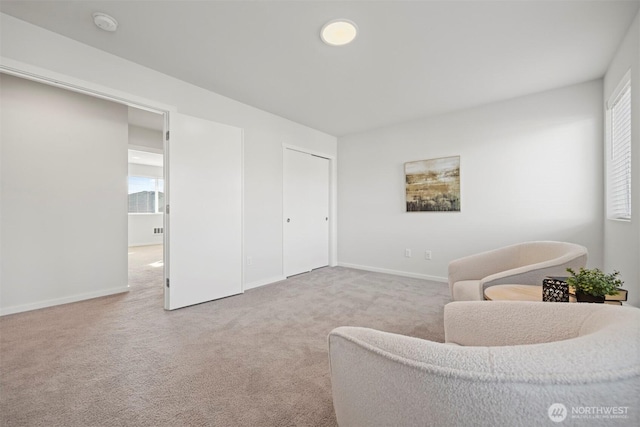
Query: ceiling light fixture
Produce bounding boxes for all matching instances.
[321,19,358,46]
[93,12,118,32]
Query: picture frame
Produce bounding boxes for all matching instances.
[405,156,460,212]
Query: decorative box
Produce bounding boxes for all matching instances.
[542,277,569,302]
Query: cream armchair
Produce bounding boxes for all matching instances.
[328,301,640,427]
[448,241,588,301]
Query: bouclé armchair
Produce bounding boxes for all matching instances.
[448,241,588,301]
[328,301,640,427]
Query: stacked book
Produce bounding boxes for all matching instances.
[604,288,628,305]
[567,287,628,305]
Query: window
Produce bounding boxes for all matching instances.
[128,176,164,213]
[606,71,632,221]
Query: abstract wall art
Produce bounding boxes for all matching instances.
[405,156,460,212]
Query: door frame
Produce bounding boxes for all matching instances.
[1,58,176,309]
[282,144,337,273]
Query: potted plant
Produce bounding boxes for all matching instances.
[565,267,624,303]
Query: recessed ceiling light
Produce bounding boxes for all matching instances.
[93,12,118,32]
[321,19,358,46]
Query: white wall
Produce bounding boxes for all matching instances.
[338,81,604,281]
[1,13,337,293]
[603,11,639,307]
[128,163,163,247]
[129,125,163,151]
[128,214,163,247]
[0,74,128,314]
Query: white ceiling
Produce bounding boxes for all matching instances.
[128,149,163,167]
[1,0,638,136]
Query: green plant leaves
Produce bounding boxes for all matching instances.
[566,267,624,297]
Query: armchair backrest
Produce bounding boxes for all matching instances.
[516,241,588,265]
[445,302,640,380]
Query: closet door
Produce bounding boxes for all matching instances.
[283,148,329,277]
[165,113,243,310]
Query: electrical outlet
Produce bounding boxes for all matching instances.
[425,250,432,260]
[405,249,412,258]
[247,256,253,266]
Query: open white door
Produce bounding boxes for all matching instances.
[165,113,243,310]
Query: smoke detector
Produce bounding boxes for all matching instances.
[93,12,118,32]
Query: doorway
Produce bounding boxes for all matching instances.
[0,70,170,314]
[126,107,166,291]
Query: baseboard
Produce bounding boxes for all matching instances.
[244,275,286,291]
[338,262,447,283]
[0,286,130,316]
[128,242,163,248]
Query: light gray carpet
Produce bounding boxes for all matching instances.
[0,245,451,426]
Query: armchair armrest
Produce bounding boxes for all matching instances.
[448,245,519,293]
[481,251,588,289]
[444,301,589,346]
[328,326,494,427]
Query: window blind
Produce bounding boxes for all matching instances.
[128,176,165,214]
[607,80,631,221]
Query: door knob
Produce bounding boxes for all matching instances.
[287,218,291,223]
